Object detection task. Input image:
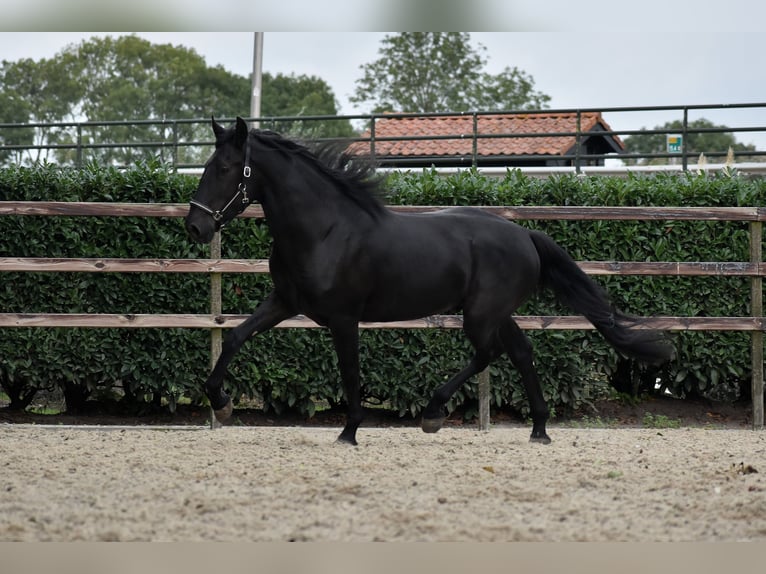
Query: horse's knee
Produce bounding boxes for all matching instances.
[222,329,244,355]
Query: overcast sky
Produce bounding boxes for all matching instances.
[1,30,765,150]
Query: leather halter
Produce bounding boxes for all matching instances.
[189,139,253,225]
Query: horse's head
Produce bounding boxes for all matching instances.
[185,116,253,244]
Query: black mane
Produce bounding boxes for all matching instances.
[251,129,386,219]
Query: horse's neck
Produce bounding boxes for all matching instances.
[256,152,379,247]
[260,177,343,244]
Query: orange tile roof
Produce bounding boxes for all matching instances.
[354,111,624,158]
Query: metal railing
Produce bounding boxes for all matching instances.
[2,103,766,172]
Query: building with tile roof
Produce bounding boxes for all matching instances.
[351,111,625,168]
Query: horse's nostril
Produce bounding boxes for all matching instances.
[186,221,202,242]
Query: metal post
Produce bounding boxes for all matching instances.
[750,221,764,429]
[209,230,223,429]
[171,121,179,171]
[250,33,264,129]
[369,115,377,160]
[76,124,83,168]
[575,111,582,174]
[681,108,689,171]
[477,368,491,431]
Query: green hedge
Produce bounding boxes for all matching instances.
[1,162,764,418]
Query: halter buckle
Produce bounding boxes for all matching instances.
[237,183,250,204]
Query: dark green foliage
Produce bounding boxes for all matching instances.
[1,163,764,417]
[0,161,213,413]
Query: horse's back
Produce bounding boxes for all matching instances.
[387,207,537,260]
[421,207,542,307]
[355,206,541,321]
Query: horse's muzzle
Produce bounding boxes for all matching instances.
[185,216,215,244]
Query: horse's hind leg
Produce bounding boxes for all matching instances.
[329,320,364,446]
[421,317,502,433]
[421,351,494,433]
[498,318,551,444]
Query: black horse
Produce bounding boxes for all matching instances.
[185,117,673,445]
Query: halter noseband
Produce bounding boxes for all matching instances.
[189,139,254,225]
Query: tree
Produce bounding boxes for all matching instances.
[0,35,354,167]
[0,90,34,165]
[350,33,550,113]
[0,36,251,166]
[622,118,760,165]
[0,55,84,164]
[260,72,355,138]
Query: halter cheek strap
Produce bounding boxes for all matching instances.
[237,137,254,206]
[190,139,254,224]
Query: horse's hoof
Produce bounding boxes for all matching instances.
[335,435,358,446]
[213,399,233,423]
[421,417,446,433]
[529,433,551,445]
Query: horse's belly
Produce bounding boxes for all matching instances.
[359,277,465,322]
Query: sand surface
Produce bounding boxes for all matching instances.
[1,424,765,541]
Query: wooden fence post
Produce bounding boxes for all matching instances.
[750,222,764,430]
[477,368,491,431]
[209,231,223,430]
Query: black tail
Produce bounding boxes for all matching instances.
[530,230,674,365]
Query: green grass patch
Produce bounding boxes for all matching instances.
[642,412,682,429]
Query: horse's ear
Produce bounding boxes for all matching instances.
[235,116,249,146]
[211,117,225,139]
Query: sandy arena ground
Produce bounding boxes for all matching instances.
[1,424,764,542]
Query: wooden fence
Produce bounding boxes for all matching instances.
[0,201,763,429]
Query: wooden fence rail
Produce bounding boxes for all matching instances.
[2,201,765,221]
[0,313,763,332]
[0,201,763,429]
[0,257,762,277]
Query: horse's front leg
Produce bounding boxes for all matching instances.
[329,321,363,445]
[205,291,294,423]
